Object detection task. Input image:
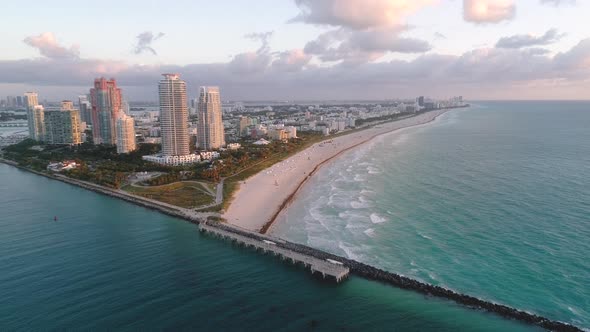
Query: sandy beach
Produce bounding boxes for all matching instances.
[224,109,454,233]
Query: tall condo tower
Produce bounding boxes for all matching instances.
[24,92,44,141]
[90,77,122,145]
[159,73,189,156]
[116,114,136,154]
[197,86,225,150]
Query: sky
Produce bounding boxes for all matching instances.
[1,0,589,101]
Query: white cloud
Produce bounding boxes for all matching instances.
[23,32,80,59]
[463,0,515,23]
[291,0,435,30]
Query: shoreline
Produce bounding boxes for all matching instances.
[262,108,453,234]
[224,108,457,233]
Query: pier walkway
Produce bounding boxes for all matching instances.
[199,222,350,282]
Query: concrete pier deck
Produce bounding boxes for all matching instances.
[199,222,350,282]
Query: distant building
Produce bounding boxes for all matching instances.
[159,73,190,156]
[29,105,45,141]
[24,92,44,141]
[116,114,136,154]
[418,96,425,107]
[239,116,251,136]
[78,95,92,126]
[44,109,82,145]
[23,92,38,109]
[61,100,75,110]
[197,86,225,150]
[91,77,122,145]
[226,143,241,150]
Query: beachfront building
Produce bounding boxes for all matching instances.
[159,73,190,156]
[90,77,122,145]
[116,114,136,154]
[197,86,225,150]
[43,109,82,145]
[24,92,45,141]
[267,125,297,141]
[142,74,199,165]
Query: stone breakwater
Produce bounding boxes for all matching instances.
[207,222,583,332]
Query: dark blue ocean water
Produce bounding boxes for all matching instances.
[0,163,537,330]
[273,101,590,329]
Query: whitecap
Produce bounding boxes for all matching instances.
[370,213,388,224]
[351,200,372,209]
[338,242,362,261]
[363,228,376,238]
[418,232,432,240]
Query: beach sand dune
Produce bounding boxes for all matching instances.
[224,109,451,233]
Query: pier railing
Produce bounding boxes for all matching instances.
[199,222,349,282]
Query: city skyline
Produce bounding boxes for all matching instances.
[0,1,589,101]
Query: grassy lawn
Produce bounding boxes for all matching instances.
[123,181,215,208]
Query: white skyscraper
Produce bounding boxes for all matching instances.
[24,92,44,141]
[24,92,38,109]
[197,86,225,150]
[159,74,190,156]
[116,114,136,154]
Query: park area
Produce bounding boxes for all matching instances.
[122,181,216,209]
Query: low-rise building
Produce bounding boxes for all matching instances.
[142,154,201,166]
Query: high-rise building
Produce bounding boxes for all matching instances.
[197,86,225,150]
[122,99,130,115]
[418,96,425,107]
[44,109,82,145]
[24,92,38,109]
[16,96,23,107]
[116,114,136,154]
[90,77,122,145]
[29,105,45,141]
[159,73,189,156]
[24,92,44,141]
[6,96,16,108]
[78,95,92,125]
[239,116,251,136]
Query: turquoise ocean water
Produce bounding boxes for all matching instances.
[273,101,590,329]
[0,165,537,331]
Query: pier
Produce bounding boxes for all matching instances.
[199,222,350,282]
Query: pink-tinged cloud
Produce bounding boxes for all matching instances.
[23,32,80,59]
[291,0,435,30]
[272,49,312,72]
[463,0,515,23]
